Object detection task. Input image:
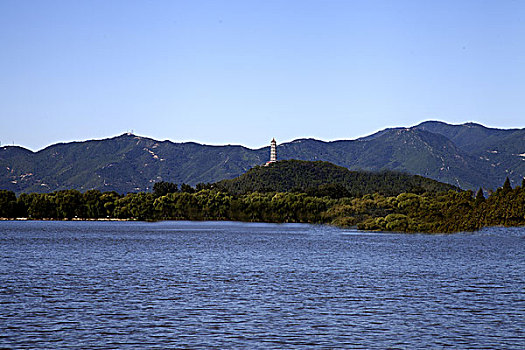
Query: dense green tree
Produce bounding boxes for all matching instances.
[83,190,104,218]
[180,183,196,193]
[53,190,84,219]
[475,188,485,205]
[0,190,18,218]
[502,177,512,192]
[306,183,350,199]
[196,183,213,191]
[113,193,155,220]
[16,193,34,217]
[100,191,121,217]
[28,194,56,219]
[153,181,178,197]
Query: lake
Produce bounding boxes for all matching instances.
[0,221,523,349]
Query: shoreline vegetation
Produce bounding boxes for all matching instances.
[1,177,524,233]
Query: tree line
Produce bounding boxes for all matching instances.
[1,178,524,233]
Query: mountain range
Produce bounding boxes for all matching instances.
[1,121,524,194]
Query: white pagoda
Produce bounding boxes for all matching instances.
[265,138,277,166]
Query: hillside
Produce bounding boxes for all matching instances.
[215,160,459,197]
[413,121,525,188]
[1,121,523,194]
[0,133,266,194]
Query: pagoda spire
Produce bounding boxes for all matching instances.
[265,138,277,166]
[270,138,277,163]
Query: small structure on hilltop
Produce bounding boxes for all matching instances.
[265,138,277,166]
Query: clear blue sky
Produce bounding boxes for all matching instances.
[1,0,524,151]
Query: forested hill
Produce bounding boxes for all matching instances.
[1,121,524,194]
[215,160,459,197]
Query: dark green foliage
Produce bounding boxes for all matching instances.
[502,177,512,192]
[153,181,178,197]
[83,190,105,218]
[196,183,213,191]
[100,191,121,217]
[82,190,121,218]
[27,194,57,219]
[53,190,84,219]
[305,183,351,199]
[475,188,485,205]
[215,160,458,196]
[0,190,18,218]
[180,183,196,193]
[113,192,155,220]
[16,193,33,217]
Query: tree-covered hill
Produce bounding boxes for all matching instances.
[215,160,458,197]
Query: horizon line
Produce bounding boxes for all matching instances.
[2,119,523,152]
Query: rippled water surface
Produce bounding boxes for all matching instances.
[1,221,524,349]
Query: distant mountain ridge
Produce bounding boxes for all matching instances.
[1,121,524,194]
